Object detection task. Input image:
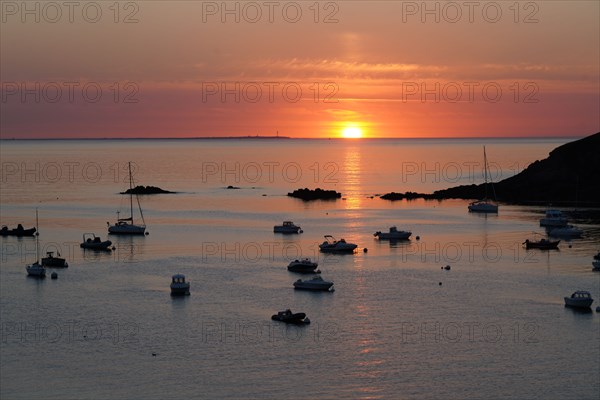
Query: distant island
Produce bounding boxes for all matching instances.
[288,188,342,201]
[381,132,600,206]
[121,185,176,194]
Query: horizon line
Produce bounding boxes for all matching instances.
[0,134,591,141]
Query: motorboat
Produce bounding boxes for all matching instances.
[293,276,334,291]
[287,258,319,273]
[41,251,68,268]
[319,235,357,253]
[468,146,498,213]
[548,225,583,238]
[273,221,302,234]
[80,233,113,250]
[170,274,190,296]
[374,226,411,240]
[108,162,147,235]
[523,238,560,250]
[540,210,567,227]
[26,261,46,278]
[0,224,37,237]
[271,309,310,324]
[564,291,594,309]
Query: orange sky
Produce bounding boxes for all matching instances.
[1,1,598,138]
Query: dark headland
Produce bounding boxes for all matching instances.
[381,132,600,206]
[121,185,176,194]
[288,188,342,201]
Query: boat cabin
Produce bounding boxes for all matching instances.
[570,291,591,299]
[172,274,187,284]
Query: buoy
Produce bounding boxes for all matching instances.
[145,232,149,235]
[152,352,157,357]
[568,244,572,248]
[416,236,420,240]
[363,248,368,253]
[439,282,442,286]
[112,246,116,250]
[51,272,58,279]
[444,265,451,270]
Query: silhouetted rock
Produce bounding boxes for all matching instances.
[288,188,342,201]
[226,185,240,189]
[121,185,175,194]
[381,132,600,206]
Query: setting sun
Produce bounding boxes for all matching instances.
[342,126,363,139]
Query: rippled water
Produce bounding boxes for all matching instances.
[1,138,599,399]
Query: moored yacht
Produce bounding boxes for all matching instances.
[293,276,334,291]
[273,221,302,234]
[319,235,357,253]
[564,291,594,309]
[374,226,411,240]
[41,251,68,268]
[108,162,147,235]
[287,258,319,273]
[170,274,190,296]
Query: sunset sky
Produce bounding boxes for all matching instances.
[1,1,598,138]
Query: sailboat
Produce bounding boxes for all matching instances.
[468,146,499,213]
[26,209,46,277]
[108,162,147,235]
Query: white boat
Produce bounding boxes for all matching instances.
[564,291,594,308]
[548,225,583,238]
[41,251,68,268]
[170,274,190,296]
[26,261,46,277]
[540,210,567,227]
[287,258,319,273]
[468,146,498,213]
[293,276,334,291]
[80,233,112,250]
[374,226,411,240]
[319,235,357,253]
[108,162,147,235]
[273,221,302,234]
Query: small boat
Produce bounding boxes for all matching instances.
[273,221,302,234]
[523,238,560,250]
[287,258,319,273]
[374,226,411,240]
[319,235,357,253]
[293,276,334,291]
[26,261,46,278]
[0,224,37,237]
[41,251,68,268]
[271,309,310,324]
[80,233,113,250]
[108,162,147,235]
[592,260,600,272]
[540,210,567,227]
[548,225,583,238]
[170,274,190,296]
[468,146,498,213]
[564,291,594,309]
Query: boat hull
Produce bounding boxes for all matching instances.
[108,224,146,235]
[271,312,308,324]
[170,284,190,296]
[564,298,594,308]
[80,241,112,250]
[273,227,301,234]
[26,263,46,277]
[41,258,68,268]
[374,232,411,240]
[0,227,37,237]
[319,245,357,253]
[468,202,498,213]
[525,240,560,250]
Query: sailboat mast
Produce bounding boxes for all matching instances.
[128,162,134,224]
[35,208,39,262]
[483,146,489,200]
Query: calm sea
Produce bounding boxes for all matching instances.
[1,138,599,400]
